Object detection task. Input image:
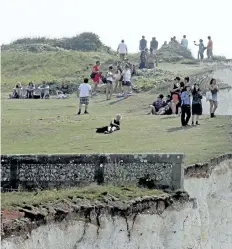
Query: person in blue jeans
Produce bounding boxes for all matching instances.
[181,85,191,126]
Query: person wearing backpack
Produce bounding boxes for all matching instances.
[91,61,101,96]
[139,36,147,51]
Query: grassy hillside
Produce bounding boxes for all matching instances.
[1,50,117,90]
[2,93,231,165]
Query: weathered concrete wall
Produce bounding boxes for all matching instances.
[1,153,184,190]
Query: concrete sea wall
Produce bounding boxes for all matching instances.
[1,153,184,191]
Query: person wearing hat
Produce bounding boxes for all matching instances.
[148,94,166,115]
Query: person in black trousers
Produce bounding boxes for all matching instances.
[180,85,191,126]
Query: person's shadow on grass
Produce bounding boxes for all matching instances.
[167,126,193,133]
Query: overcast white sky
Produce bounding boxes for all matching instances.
[1,0,231,58]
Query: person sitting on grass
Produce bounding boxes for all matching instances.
[26,82,35,99]
[96,114,121,134]
[148,94,166,115]
[9,83,22,99]
[38,81,50,99]
[77,78,92,115]
[156,95,173,115]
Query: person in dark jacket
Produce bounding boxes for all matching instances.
[150,37,158,53]
[139,36,147,51]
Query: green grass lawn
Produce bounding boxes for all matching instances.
[1,93,231,165]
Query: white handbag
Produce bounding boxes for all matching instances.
[206,91,212,101]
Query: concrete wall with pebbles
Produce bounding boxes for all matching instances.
[1,154,184,190]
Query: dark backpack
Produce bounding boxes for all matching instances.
[101,76,107,83]
[90,72,96,79]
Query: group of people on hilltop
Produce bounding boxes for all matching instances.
[148,76,219,126]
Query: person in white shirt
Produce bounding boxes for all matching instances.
[38,81,50,99]
[106,66,114,100]
[117,40,128,61]
[78,78,92,115]
[181,35,188,49]
[122,64,132,95]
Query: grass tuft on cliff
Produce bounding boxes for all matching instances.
[1,185,164,209]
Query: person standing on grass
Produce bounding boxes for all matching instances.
[77,78,92,115]
[117,40,128,61]
[122,64,132,95]
[194,39,205,60]
[114,65,123,94]
[181,35,188,49]
[92,61,101,96]
[139,36,147,51]
[170,77,181,115]
[191,84,202,125]
[206,36,213,59]
[209,78,219,118]
[150,37,158,53]
[181,85,191,127]
[106,66,114,100]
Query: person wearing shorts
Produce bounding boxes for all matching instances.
[209,78,218,117]
[92,61,101,95]
[77,78,92,115]
[106,66,114,100]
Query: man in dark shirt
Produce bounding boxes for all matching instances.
[139,36,147,51]
[150,37,158,53]
[148,94,166,114]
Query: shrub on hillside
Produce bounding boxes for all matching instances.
[2,32,104,52]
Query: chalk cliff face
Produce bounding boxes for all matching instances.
[2,159,232,249]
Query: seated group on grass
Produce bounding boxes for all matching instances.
[148,76,204,127]
[9,81,50,99]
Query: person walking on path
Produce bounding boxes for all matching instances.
[77,78,92,115]
[150,37,158,53]
[139,36,147,51]
[181,35,188,49]
[117,40,128,61]
[206,36,213,59]
[180,85,191,126]
[91,61,101,96]
[191,84,202,125]
[208,78,219,117]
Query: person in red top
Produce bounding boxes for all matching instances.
[92,61,101,95]
[206,36,213,59]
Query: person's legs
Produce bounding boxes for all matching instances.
[84,103,89,113]
[106,83,109,100]
[109,83,113,99]
[78,102,82,114]
[118,81,123,94]
[172,101,177,114]
[185,105,191,125]
[209,100,214,117]
[196,115,200,125]
[93,82,98,95]
[181,105,186,126]
[212,101,218,115]
[114,80,118,93]
[192,114,195,124]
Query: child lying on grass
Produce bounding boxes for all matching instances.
[96,114,121,134]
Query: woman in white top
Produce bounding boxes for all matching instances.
[106,66,114,100]
[122,64,132,95]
